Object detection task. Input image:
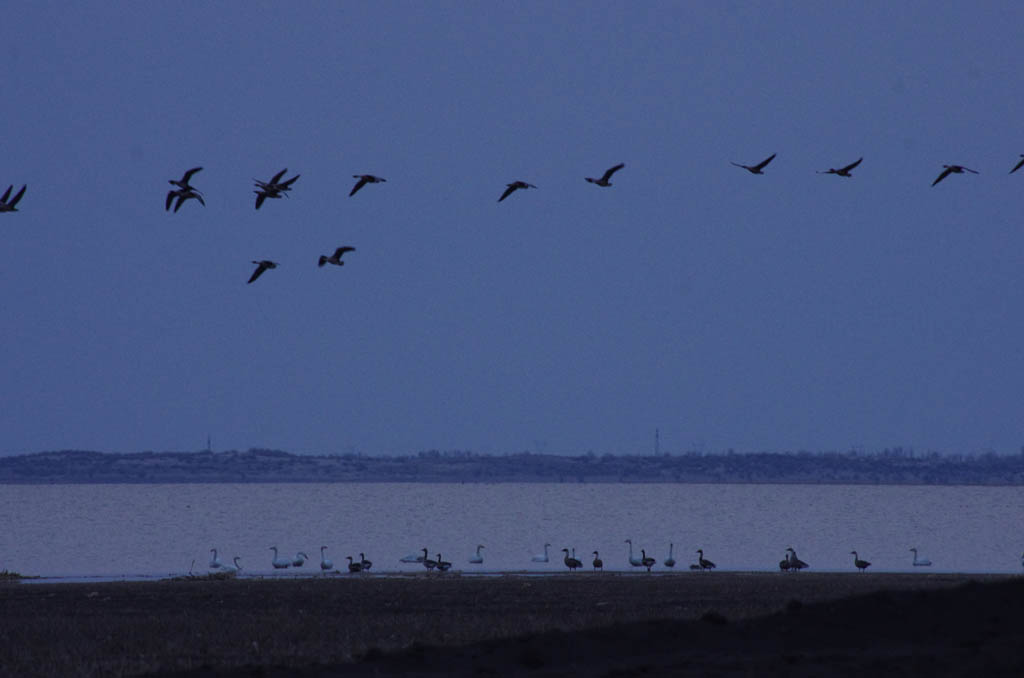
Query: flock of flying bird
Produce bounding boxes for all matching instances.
[5,152,1024,283]
[199,541,970,576]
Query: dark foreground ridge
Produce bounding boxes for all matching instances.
[1,573,1020,677]
[3,447,1024,484]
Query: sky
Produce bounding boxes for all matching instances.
[2,2,1023,457]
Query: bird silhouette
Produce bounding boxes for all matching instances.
[1010,155,1024,175]
[349,174,387,197]
[247,260,278,284]
[498,180,536,202]
[931,164,978,186]
[318,246,356,268]
[585,163,625,187]
[0,185,27,212]
[817,157,862,177]
[731,153,776,174]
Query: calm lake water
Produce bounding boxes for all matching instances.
[0,483,1021,579]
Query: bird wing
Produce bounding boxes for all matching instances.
[165,190,177,211]
[193,192,205,207]
[932,167,954,186]
[1011,157,1024,174]
[730,162,749,170]
[279,174,300,189]
[601,163,625,181]
[182,166,203,183]
[963,166,979,174]
[173,193,187,212]
[270,168,288,184]
[498,185,516,202]
[1,185,11,203]
[349,176,368,197]
[753,153,776,171]
[841,157,863,172]
[333,246,356,258]
[248,263,267,284]
[255,192,267,209]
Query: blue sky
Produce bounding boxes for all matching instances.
[3,2,1023,456]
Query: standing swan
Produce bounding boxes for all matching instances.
[221,557,242,575]
[531,543,551,563]
[909,548,932,566]
[663,543,676,568]
[624,539,644,567]
[269,547,291,569]
[292,552,310,567]
[850,551,871,572]
[469,544,485,564]
[209,549,223,569]
[319,546,334,572]
[400,550,427,563]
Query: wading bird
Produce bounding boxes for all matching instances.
[469,544,485,564]
[850,550,871,571]
[349,174,386,197]
[817,157,863,177]
[696,549,716,571]
[731,153,776,174]
[0,185,26,212]
[931,164,978,186]
[318,246,355,268]
[498,180,536,202]
[247,260,278,284]
[909,547,932,566]
[585,162,625,186]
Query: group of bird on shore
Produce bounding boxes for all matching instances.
[200,541,959,576]
[5,151,1023,285]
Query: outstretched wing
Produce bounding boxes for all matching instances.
[333,246,356,259]
[1,185,11,204]
[1011,156,1024,175]
[165,190,177,211]
[753,153,776,171]
[182,166,203,183]
[841,157,863,173]
[962,166,979,174]
[498,184,516,202]
[279,174,300,189]
[931,167,954,186]
[349,176,369,197]
[255,191,267,209]
[248,262,268,284]
[600,163,625,182]
[10,185,26,207]
[270,168,288,185]
[193,192,205,207]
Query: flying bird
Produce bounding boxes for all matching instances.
[0,184,26,212]
[585,163,625,187]
[247,260,278,284]
[318,246,356,267]
[166,188,205,212]
[931,164,978,186]
[349,174,387,197]
[731,153,776,174]
[1010,155,1024,174]
[253,168,300,209]
[168,167,203,193]
[817,157,863,177]
[498,180,536,202]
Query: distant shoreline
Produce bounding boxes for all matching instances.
[3,448,1023,485]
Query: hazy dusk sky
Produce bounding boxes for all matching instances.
[3,2,1023,456]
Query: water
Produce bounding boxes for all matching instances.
[0,483,1021,579]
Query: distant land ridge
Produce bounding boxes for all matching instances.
[1,448,1023,485]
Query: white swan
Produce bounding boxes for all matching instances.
[624,539,643,567]
[209,549,223,569]
[531,543,551,563]
[909,548,932,566]
[292,552,310,567]
[269,546,291,569]
[320,546,334,572]
[221,557,242,574]
[469,544,485,564]
[663,543,676,568]
[400,550,426,563]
